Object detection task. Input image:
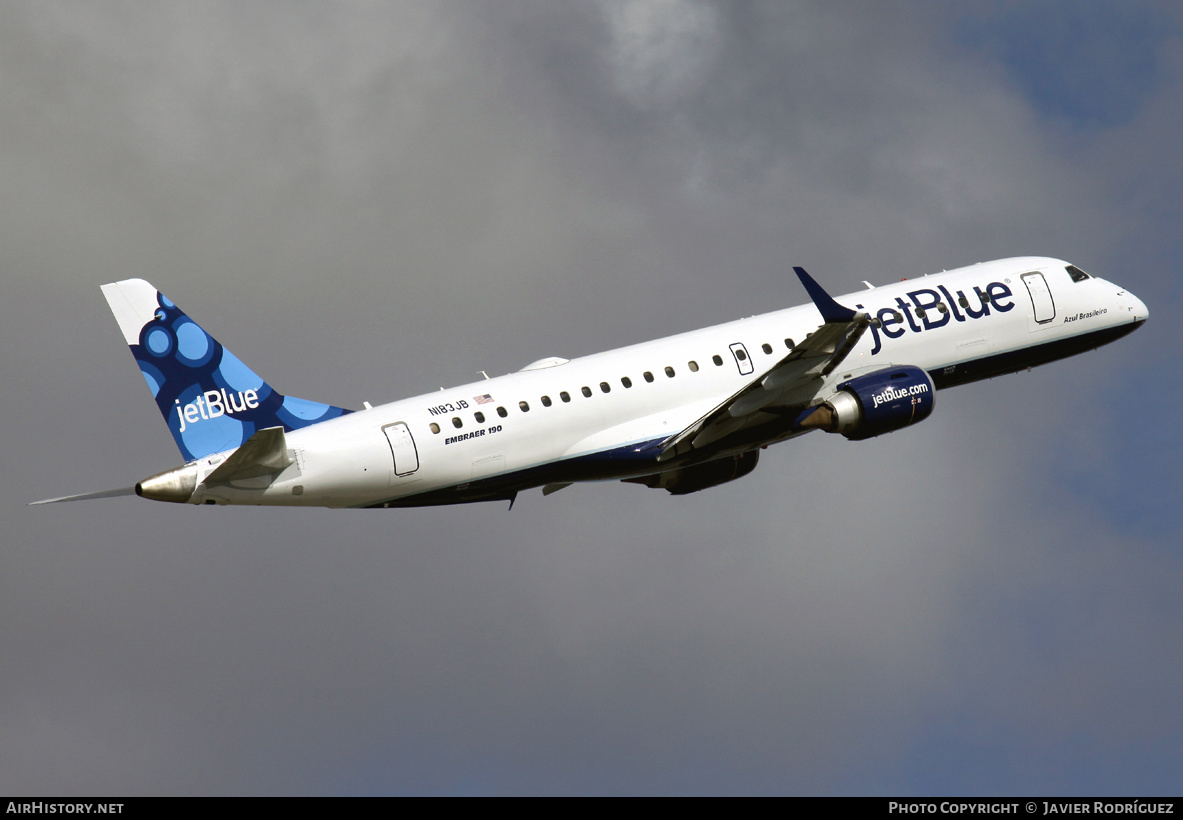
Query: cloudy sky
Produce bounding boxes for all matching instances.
[4,0,1181,795]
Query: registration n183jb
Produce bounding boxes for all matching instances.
[34,258,1146,508]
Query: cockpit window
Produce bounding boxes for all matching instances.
[1066,265,1091,283]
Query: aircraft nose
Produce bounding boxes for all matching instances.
[1111,280,1148,325]
[1126,290,1149,323]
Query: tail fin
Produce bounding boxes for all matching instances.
[101,278,352,462]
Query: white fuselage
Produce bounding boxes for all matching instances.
[182,257,1147,508]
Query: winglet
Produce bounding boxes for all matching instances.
[794,267,856,323]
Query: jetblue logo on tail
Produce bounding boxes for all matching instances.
[175,389,261,433]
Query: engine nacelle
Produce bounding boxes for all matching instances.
[624,450,760,495]
[800,365,935,441]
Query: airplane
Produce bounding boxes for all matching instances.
[32,257,1147,509]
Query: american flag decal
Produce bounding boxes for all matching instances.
[474,394,494,405]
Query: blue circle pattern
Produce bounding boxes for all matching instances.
[146,327,173,356]
[139,360,166,397]
[173,318,214,367]
[175,320,207,358]
[213,349,265,393]
[131,291,352,462]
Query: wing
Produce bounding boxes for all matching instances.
[657,267,870,463]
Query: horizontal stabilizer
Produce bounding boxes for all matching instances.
[29,486,137,505]
[203,427,292,484]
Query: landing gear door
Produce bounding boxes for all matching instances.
[383,422,419,477]
[729,342,754,375]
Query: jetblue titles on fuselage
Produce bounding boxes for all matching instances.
[860,280,1015,356]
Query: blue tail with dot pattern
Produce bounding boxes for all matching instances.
[101,278,352,463]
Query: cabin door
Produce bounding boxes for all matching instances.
[1022,272,1056,325]
[383,422,419,477]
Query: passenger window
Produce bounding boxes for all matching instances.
[496,406,508,418]
[938,304,948,314]
[621,376,632,388]
[761,343,772,354]
[560,391,571,403]
[600,382,610,393]
[452,417,463,429]
[713,354,723,366]
[430,423,440,434]
[735,349,747,362]
[688,361,699,372]
[644,371,654,383]
[958,296,969,308]
[541,395,552,407]
[665,366,675,378]
[519,401,530,412]
[474,411,485,423]
[784,338,795,349]
[582,386,592,397]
